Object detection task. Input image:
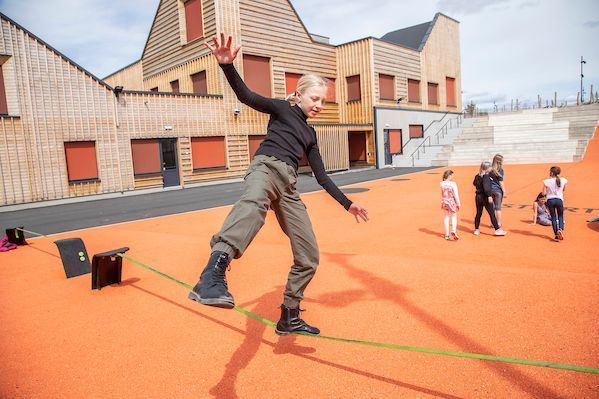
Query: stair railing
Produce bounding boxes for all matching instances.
[409,114,463,166]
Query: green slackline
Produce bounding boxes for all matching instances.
[16,228,599,374]
[116,253,599,375]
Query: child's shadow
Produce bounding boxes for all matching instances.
[457,225,473,234]
[419,228,446,239]
[419,227,471,238]
[510,229,554,241]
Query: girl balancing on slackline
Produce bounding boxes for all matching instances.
[188,33,369,336]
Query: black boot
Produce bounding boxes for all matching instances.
[275,304,320,335]
[188,251,235,309]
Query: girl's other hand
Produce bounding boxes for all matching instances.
[204,33,241,64]
[349,203,369,223]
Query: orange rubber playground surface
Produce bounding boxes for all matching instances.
[2,136,599,398]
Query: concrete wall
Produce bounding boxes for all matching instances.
[374,107,460,167]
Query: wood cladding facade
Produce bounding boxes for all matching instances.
[0,4,461,205]
[104,61,144,91]
[420,14,462,111]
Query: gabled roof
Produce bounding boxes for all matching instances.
[380,13,459,52]
[0,12,113,90]
[380,21,431,51]
[140,0,334,61]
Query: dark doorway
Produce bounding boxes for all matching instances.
[160,138,180,187]
[348,131,367,165]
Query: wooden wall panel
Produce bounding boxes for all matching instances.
[238,0,339,125]
[117,91,249,185]
[142,0,217,79]
[420,15,462,111]
[0,16,120,204]
[0,56,20,115]
[142,53,220,94]
[372,39,421,110]
[104,60,144,90]
[0,117,30,204]
[311,124,372,171]
[312,124,349,172]
[336,39,373,124]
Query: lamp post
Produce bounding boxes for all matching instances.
[580,56,586,103]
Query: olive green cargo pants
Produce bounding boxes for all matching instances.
[211,155,319,308]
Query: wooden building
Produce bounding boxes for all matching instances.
[0,2,461,206]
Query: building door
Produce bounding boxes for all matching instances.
[383,129,402,165]
[160,138,180,187]
[348,131,367,165]
[384,130,392,165]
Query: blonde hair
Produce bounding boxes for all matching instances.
[478,161,491,177]
[491,154,504,176]
[285,74,329,104]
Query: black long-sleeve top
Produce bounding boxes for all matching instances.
[220,63,352,210]
[473,174,493,197]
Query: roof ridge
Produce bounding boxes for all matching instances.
[0,12,113,91]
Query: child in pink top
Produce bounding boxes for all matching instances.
[440,170,461,240]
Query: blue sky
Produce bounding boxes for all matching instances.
[0,0,597,108]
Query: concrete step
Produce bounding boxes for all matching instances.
[488,115,555,126]
[432,104,597,167]
[436,156,576,166]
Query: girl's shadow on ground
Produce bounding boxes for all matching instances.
[509,229,555,241]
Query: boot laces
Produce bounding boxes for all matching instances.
[212,254,229,288]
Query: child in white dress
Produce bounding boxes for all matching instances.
[440,170,461,240]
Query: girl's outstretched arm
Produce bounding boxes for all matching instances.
[205,33,282,114]
[307,143,368,223]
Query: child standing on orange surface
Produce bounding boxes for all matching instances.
[440,170,461,240]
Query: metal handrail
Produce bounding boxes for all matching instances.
[409,114,462,166]
[404,112,450,148]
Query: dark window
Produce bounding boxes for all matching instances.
[184,0,203,42]
[428,82,439,105]
[446,77,456,107]
[243,54,271,97]
[379,74,395,100]
[191,136,226,169]
[150,87,159,92]
[409,125,424,138]
[0,65,8,115]
[346,75,361,102]
[64,141,99,181]
[349,131,367,162]
[170,80,179,93]
[131,139,161,175]
[191,70,207,95]
[326,77,336,103]
[285,72,302,96]
[408,79,420,103]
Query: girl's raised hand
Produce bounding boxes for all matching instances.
[204,33,241,64]
[349,203,369,223]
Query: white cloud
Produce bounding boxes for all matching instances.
[0,0,156,77]
[436,0,511,15]
[0,0,597,106]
